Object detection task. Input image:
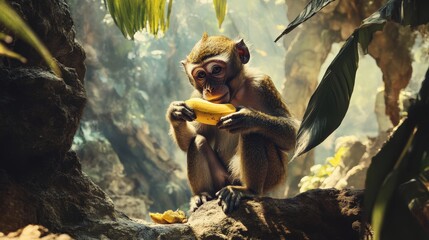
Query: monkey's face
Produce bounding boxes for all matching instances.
[186,56,230,103]
[183,34,250,104]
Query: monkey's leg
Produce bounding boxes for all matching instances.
[216,134,268,213]
[188,134,230,211]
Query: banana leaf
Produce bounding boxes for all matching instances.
[274,0,334,42]
[293,33,358,159]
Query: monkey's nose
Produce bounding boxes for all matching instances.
[205,86,213,93]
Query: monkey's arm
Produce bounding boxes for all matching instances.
[166,101,198,151]
[219,75,297,150]
[253,111,297,150]
[218,109,296,150]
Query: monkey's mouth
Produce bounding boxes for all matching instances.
[207,93,229,104]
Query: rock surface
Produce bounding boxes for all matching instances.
[0,225,72,240]
[188,189,368,240]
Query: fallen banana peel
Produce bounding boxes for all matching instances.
[185,98,236,125]
[149,210,187,224]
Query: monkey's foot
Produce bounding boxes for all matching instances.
[216,186,255,213]
[190,192,214,212]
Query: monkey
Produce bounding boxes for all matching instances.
[166,33,297,213]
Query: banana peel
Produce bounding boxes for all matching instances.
[149,210,187,224]
[185,98,236,125]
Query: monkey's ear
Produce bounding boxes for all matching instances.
[181,60,186,67]
[235,39,250,64]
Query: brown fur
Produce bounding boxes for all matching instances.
[187,34,236,64]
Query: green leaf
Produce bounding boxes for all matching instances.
[0,0,61,76]
[364,118,415,217]
[293,33,359,159]
[0,42,27,62]
[213,0,227,28]
[274,0,334,42]
[402,0,429,27]
[372,170,400,240]
[399,175,429,230]
[359,18,385,53]
[371,127,416,240]
[104,0,173,39]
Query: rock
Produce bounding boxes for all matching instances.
[0,151,192,239]
[0,67,85,171]
[1,0,86,172]
[188,189,368,240]
[0,225,72,240]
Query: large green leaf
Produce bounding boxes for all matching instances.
[293,33,359,159]
[213,0,227,28]
[274,0,334,42]
[0,0,61,76]
[105,0,173,39]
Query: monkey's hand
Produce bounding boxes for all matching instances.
[190,192,214,212]
[167,101,196,124]
[217,107,259,134]
[216,185,255,213]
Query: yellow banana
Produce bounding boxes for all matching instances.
[185,98,236,125]
[149,212,168,224]
[149,210,187,224]
[162,210,187,223]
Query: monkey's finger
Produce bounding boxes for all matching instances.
[179,106,196,120]
[173,112,194,122]
[201,195,208,203]
[233,194,241,209]
[195,196,202,206]
[216,191,223,206]
[219,112,241,122]
[223,193,232,212]
[218,117,244,129]
[222,200,229,213]
[216,188,229,206]
[228,194,236,212]
[215,188,226,198]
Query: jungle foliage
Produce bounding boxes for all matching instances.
[276,0,429,239]
[104,0,227,38]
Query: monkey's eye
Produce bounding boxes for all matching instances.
[196,70,206,80]
[211,65,223,75]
